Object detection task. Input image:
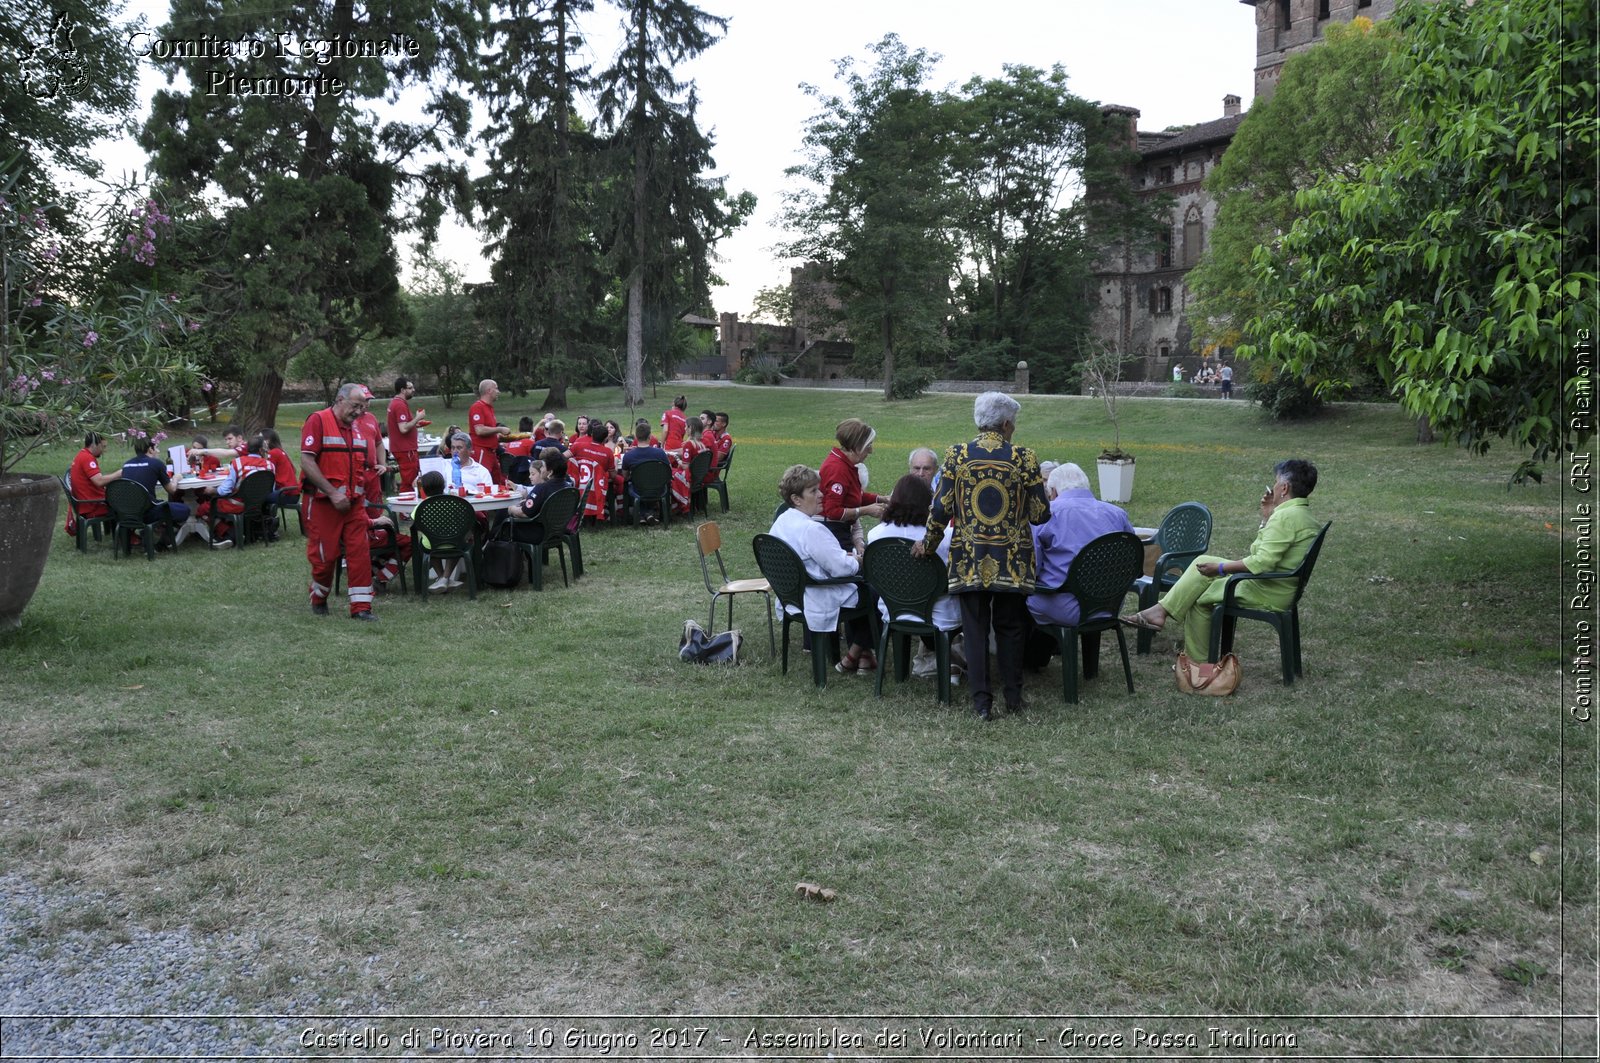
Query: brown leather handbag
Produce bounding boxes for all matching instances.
[1176,651,1242,696]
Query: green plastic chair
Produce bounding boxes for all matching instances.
[1209,521,1332,685]
[1034,531,1145,704]
[624,458,672,527]
[686,449,713,519]
[751,533,873,689]
[510,486,579,590]
[60,473,112,551]
[862,537,955,705]
[104,480,171,561]
[705,443,735,513]
[1132,501,1213,654]
[230,470,277,547]
[410,494,479,600]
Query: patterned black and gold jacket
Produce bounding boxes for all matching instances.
[922,431,1050,593]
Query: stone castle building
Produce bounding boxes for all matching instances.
[1090,0,1411,376]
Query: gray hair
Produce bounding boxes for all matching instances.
[908,447,938,468]
[1048,462,1090,494]
[973,391,1020,431]
[336,382,365,403]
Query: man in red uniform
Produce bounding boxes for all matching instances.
[661,395,687,451]
[209,435,275,547]
[300,383,378,621]
[69,432,120,518]
[702,411,733,484]
[352,384,387,503]
[468,378,510,485]
[385,376,427,491]
[568,420,617,520]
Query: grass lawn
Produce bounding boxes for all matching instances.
[2,384,1593,1058]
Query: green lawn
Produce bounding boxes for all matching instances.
[2,385,1592,1058]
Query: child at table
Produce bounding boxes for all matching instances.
[414,470,464,592]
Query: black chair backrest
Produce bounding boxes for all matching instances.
[863,537,945,625]
[236,469,275,510]
[717,443,735,476]
[105,479,154,520]
[1283,521,1332,610]
[61,472,92,508]
[752,533,807,613]
[628,459,672,500]
[1064,531,1147,620]
[687,449,712,485]
[536,486,579,539]
[412,494,476,552]
[1156,501,1212,555]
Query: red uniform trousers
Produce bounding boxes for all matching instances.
[393,450,420,492]
[471,444,506,486]
[370,527,413,586]
[303,494,374,615]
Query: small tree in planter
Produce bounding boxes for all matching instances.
[1,161,199,627]
[1080,341,1136,502]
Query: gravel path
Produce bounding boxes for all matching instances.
[0,873,337,1060]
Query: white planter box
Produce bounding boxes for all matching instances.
[1096,458,1136,504]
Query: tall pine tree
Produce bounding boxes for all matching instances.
[475,0,604,410]
[596,0,748,407]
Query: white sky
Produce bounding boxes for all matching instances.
[110,0,1257,317]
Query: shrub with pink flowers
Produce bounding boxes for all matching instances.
[1,165,200,473]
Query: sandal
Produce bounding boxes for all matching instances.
[1119,609,1166,632]
[856,650,878,674]
[835,647,862,674]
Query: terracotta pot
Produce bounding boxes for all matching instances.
[0,473,61,630]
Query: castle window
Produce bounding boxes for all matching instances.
[1318,0,1330,18]
[1156,164,1174,184]
[1182,205,1204,268]
[1156,228,1172,268]
[1357,0,1372,6]
[1278,0,1291,30]
[1155,287,1173,314]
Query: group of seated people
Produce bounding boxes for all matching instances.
[68,427,303,551]
[441,401,733,526]
[769,459,1116,678]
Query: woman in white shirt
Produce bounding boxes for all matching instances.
[769,464,876,673]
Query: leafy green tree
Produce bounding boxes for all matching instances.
[944,65,1110,390]
[596,0,750,406]
[475,0,606,410]
[784,35,958,400]
[1240,0,1597,478]
[139,0,479,431]
[397,253,483,409]
[0,0,139,208]
[1188,15,1403,361]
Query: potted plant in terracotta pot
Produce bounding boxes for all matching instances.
[1080,343,1135,504]
[1,164,199,628]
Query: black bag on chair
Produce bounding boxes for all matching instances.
[481,527,523,589]
[679,619,742,664]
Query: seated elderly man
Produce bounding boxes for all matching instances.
[1026,462,1136,628]
[1121,458,1321,682]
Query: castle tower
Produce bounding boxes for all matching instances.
[1242,0,1405,100]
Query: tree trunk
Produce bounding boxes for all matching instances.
[542,380,569,410]
[880,312,895,401]
[1416,415,1436,444]
[624,4,648,409]
[234,366,285,434]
